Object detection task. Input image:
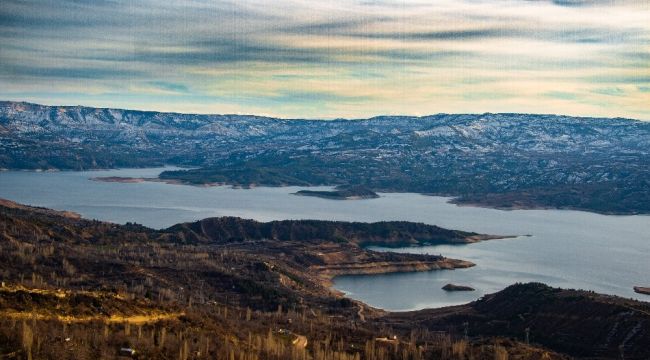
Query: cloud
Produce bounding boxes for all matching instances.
[148,81,190,94]
[0,0,649,119]
[545,91,580,100]
[527,0,635,7]
[343,27,645,44]
[0,64,143,80]
[591,87,625,97]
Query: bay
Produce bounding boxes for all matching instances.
[0,167,648,310]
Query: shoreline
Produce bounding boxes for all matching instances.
[87,174,648,216]
[317,257,477,311]
[293,192,380,201]
[448,199,644,216]
[315,257,475,288]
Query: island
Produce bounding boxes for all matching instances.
[634,286,650,295]
[91,176,189,186]
[91,176,147,183]
[442,283,475,291]
[293,185,379,200]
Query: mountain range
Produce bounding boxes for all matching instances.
[1,101,648,214]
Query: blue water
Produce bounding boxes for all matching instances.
[0,167,648,310]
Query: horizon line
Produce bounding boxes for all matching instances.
[2,99,646,123]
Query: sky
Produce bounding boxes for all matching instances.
[0,0,649,119]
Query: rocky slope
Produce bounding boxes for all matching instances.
[0,198,497,310]
[387,283,650,359]
[0,200,648,359]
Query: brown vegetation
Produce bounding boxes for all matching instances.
[0,200,647,359]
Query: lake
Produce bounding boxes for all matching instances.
[0,167,648,310]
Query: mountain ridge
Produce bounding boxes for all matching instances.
[1,100,645,123]
[1,101,648,214]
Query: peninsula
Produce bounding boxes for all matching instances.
[634,286,650,295]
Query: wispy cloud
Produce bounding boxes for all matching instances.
[0,0,648,119]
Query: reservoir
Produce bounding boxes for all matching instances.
[0,167,648,310]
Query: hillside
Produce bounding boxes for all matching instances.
[387,283,650,359]
[1,101,649,214]
[0,200,649,359]
[0,199,494,312]
[166,216,495,247]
